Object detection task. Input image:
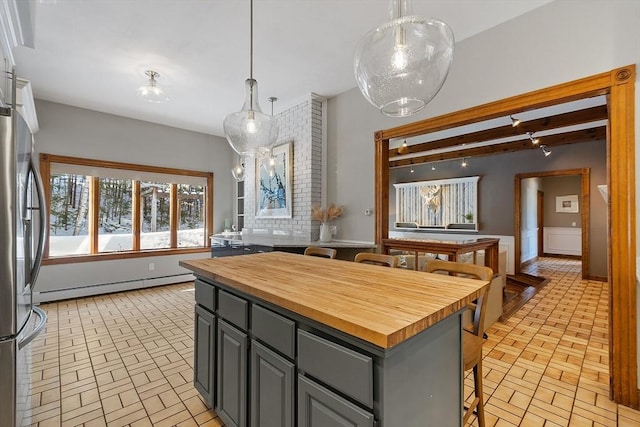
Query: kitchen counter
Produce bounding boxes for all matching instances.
[211,232,377,249]
[182,252,488,426]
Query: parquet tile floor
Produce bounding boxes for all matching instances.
[29,257,640,426]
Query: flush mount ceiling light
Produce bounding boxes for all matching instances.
[510,115,521,127]
[540,145,552,157]
[137,70,169,103]
[528,131,540,145]
[353,0,454,117]
[223,0,279,158]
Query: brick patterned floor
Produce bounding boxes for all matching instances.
[29,257,640,426]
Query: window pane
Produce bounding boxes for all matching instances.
[48,173,91,256]
[141,181,171,250]
[98,178,133,252]
[177,184,205,247]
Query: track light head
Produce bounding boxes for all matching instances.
[540,145,552,157]
[510,115,521,127]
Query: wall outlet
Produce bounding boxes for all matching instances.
[364,208,374,216]
[149,262,155,271]
[571,222,576,227]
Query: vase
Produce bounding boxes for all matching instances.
[319,223,332,243]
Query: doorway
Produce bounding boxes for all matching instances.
[374,65,637,407]
[515,168,593,279]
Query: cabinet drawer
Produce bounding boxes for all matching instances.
[297,330,373,408]
[252,305,295,359]
[195,279,215,312]
[218,290,249,331]
[297,375,374,427]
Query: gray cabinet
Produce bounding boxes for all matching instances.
[250,341,294,427]
[298,375,374,427]
[193,305,215,408]
[217,319,248,427]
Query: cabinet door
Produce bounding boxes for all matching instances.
[217,319,248,427]
[298,375,374,427]
[194,305,215,408]
[250,341,294,427]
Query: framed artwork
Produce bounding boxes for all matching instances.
[256,142,293,218]
[555,194,579,213]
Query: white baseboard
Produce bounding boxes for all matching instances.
[33,273,195,303]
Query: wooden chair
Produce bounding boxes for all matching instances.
[424,259,493,427]
[303,247,337,259]
[354,252,398,268]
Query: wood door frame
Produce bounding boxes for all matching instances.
[514,169,590,278]
[537,190,544,257]
[374,65,637,407]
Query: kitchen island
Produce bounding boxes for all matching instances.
[180,252,489,427]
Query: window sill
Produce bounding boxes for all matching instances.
[42,247,210,266]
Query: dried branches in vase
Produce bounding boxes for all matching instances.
[311,203,344,223]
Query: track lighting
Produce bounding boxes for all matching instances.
[510,115,521,127]
[431,164,436,171]
[410,166,415,173]
[461,158,468,168]
[528,132,540,145]
[398,139,409,155]
[540,145,552,157]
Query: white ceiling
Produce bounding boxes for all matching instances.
[14,0,554,137]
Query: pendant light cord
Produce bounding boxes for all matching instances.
[250,0,253,80]
[249,0,254,109]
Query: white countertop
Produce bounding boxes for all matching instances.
[211,233,376,249]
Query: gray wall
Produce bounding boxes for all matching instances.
[389,140,607,277]
[33,99,234,296]
[327,0,639,243]
[542,175,582,227]
[326,0,639,384]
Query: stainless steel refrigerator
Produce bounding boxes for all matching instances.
[0,72,47,427]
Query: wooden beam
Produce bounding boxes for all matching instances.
[380,70,613,141]
[390,105,608,157]
[389,127,606,168]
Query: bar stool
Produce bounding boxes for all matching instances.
[424,259,493,427]
[354,252,398,268]
[303,247,337,259]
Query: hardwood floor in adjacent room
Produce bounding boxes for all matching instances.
[30,257,640,426]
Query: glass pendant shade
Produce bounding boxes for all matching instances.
[231,160,245,182]
[224,78,279,158]
[137,70,169,103]
[353,0,454,117]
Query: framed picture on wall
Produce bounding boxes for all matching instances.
[555,194,579,213]
[256,142,293,218]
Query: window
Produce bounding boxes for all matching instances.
[41,154,213,263]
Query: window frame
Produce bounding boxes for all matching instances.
[40,153,213,265]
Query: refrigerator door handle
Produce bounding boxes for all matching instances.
[18,306,47,350]
[28,155,47,289]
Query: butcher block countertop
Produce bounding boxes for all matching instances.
[180,251,489,349]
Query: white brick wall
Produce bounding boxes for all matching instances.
[244,94,325,240]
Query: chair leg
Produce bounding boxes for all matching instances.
[473,360,486,427]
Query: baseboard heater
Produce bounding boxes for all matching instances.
[34,273,195,303]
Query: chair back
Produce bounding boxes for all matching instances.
[354,252,398,268]
[304,247,337,259]
[424,260,493,337]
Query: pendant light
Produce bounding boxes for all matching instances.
[137,70,169,103]
[223,0,279,158]
[353,0,454,117]
[231,156,245,182]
